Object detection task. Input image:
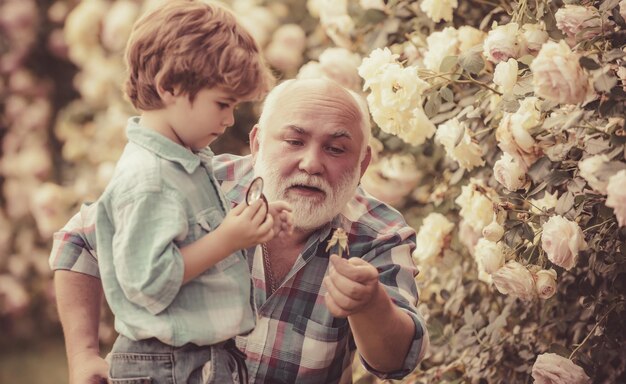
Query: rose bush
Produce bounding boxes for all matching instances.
[2,0,625,382]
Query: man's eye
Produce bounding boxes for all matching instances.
[327,146,344,154]
[285,140,303,146]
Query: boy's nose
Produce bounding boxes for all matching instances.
[223,111,235,127]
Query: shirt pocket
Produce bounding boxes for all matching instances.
[193,207,240,272]
[292,315,349,370]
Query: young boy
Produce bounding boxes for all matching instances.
[90,1,292,382]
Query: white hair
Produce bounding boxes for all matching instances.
[257,79,371,159]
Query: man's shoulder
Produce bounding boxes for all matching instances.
[342,187,414,237]
[213,153,253,182]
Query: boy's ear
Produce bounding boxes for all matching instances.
[156,82,177,105]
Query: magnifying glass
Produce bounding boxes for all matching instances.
[246,176,268,212]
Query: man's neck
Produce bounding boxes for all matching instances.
[267,227,313,249]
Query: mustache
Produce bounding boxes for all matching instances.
[284,174,332,195]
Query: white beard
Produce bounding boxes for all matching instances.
[253,147,360,231]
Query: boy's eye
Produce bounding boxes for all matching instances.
[217,102,230,110]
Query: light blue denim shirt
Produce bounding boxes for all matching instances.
[94,117,255,347]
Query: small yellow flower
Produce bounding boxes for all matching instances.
[326,228,349,258]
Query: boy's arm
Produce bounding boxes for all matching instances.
[54,270,108,384]
[180,199,274,282]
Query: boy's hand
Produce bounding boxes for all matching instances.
[268,201,293,238]
[221,199,274,250]
[323,254,380,318]
[69,351,108,384]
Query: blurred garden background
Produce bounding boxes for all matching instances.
[1,0,626,383]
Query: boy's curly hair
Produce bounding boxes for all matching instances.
[124,0,274,110]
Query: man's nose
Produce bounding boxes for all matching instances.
[298,146,324,175]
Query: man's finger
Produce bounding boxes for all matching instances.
[328,264,368,301]
[324,275,360,310]
[329,254,377,284]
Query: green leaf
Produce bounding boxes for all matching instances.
[579,56,601,70]
[459,50,485,75]
[594,73,618,93]
[439,55,459,73]
[549,343,572,358]
[599,0,620,12]
[424,94,441,118]
[555,191,575,215]
[440,86,454,103]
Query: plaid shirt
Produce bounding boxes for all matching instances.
[50,154,428,384]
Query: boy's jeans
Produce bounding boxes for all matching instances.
[107,335,247,384]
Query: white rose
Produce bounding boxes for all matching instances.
[297,61,325,79]
[541,216,587,271]
[494,152,527,191]
[265,43,303,73]
[360,0,386,11]
[530,40,593,105]
[519,23,549,55]
[578,154,610,194]
[361,154,422,206]
[318,48,363,91]
[271,24,307,52]
[492,261,536,301]
[423,27,459,71]
[64,0,108,64]
[474,239,505,274]
[606,170,626,227]
[455,178,497,232]
[0,275,30,316]
[530,191,559,214]
[413,213,455,263]
[358,47,399,89]
[483,23,520,63]
[435,118,485,171]
[482,220,504,242]
[366,64,435,145]
[555,5,610,42]
[30,182,75,239]
[459,219,482,255]
[496,97,542,168]
[493,59,518,94]
[420,0,458,23]
[622,0,626,22]
[532,353,591,384]
[101,0,139,52]
[533,269,557,300]
[458,26,486,52]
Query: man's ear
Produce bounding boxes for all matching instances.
[249,124,260,158]
[359,146,372,178]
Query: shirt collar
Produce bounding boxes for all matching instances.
[126,116,215,174]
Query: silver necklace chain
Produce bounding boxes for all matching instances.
[262,243,277,295]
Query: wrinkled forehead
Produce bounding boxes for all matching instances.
[271,81,363,130]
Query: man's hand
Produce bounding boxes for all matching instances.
[268,201,293,238]
[323,254,381,317]
[69,350,108,384]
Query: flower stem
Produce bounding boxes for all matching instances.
[569,302,620,359]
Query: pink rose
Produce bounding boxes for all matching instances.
[530,41,593,105]
[532,353,591,384]
[541,216,587,270]
[555,5,611,43]
[606,170,626,227]
[533,269,557,300]
[492,261,536,301]
[483,23,520,63]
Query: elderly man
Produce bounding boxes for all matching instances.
[51,78,428,384]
